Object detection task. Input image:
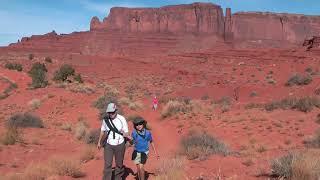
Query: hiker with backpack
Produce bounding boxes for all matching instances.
[130,117,159,180]
[97,103,130,180]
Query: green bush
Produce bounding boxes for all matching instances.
[5,62,23,71]
[28,63,48,88]
[53,64,75,82]
[74,74,83,83]
[44,57,52,63]
[6,112,44,128]
[28,53,34,60]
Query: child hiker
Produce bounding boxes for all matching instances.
[131,117,159,180]
[152,95,158,111]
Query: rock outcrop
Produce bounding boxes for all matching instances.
[90,3,225,36]
[5,2,320,55]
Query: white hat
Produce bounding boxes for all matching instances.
[106,103,117,113]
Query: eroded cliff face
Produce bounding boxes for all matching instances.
[231,12,320,44]
[5,2,320,55]
[90,3,224,36]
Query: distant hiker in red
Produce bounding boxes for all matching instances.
[152,96,158,111]
[97,103,130,180]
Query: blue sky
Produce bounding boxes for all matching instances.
[0,0,319,46]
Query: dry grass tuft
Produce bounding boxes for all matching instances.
[49,158,85,178]
[271,150,320,180]
[155,157,185,180]
[180,132,229,160]
[28,98,41,110]
[1,126,21,145]
[74,118,89,140]
[79,145,96,163]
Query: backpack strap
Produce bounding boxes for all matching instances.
[104,116,123,139]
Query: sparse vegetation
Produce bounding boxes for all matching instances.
[79,146,96,163]
[271,150,320,180]
[180,132,229,160]
[28,53,34,60]
[74,119,89,140]
[44,56,52,63]
[155,157,185,180]
[213,96,232,113]
[5,62,23,71]
[48,158,85,178]
[53,64,75,82]
[1,126,21,145]
[28,62,48,88]
[285,74,312,86]
[93,84,120,118]
[6,112,43,128]
[84,129,100,144]
[304,129,320,148]
[4,157,85,179]
[74,73,83,83]
[161,98,195,119]
[246,96,320,112]
[28,98,41,110]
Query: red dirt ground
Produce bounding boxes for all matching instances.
[0,47,320,179]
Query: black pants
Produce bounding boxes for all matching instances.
[103,142,126,180]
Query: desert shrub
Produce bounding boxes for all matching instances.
[285,74,312,86]
[1,126,21,145]
[74,119,89,140]
[316,114,320,124]
[60,122,72,131]
[66,83,95,94]
[245,103,263,109]
[305,67,313,73]
[28,53,34,60]
[201,94,209,100]
[128,101,143,111]
[119,97,131,106]
[49,158,85,178]
[271,150,320,180]
[304,129,320,148]
[84,129,100,144]
[28,62,48,88]
[53,64,75,82]
[180,132,229,160]
[74,73,83,83]
[264,96,320,112]
[155,157,185,180]
[5,62,23,71]
[315,88,320,96]
[214,96,232,113]
[271,152,295,178]
[161,100,186,119]
[6,112,43,128]
[28,98,41,110]
[93,87,121,119]
[249,91,258,97]
[80,146,96,163]
[161,97,202,119]
[5,157,85,179]
[44,57,52,63]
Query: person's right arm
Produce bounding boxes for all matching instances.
[97,120,108,149]
[97,131,106,150]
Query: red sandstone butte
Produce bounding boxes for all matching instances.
[90,2,225,36]
[5,2,320,54]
